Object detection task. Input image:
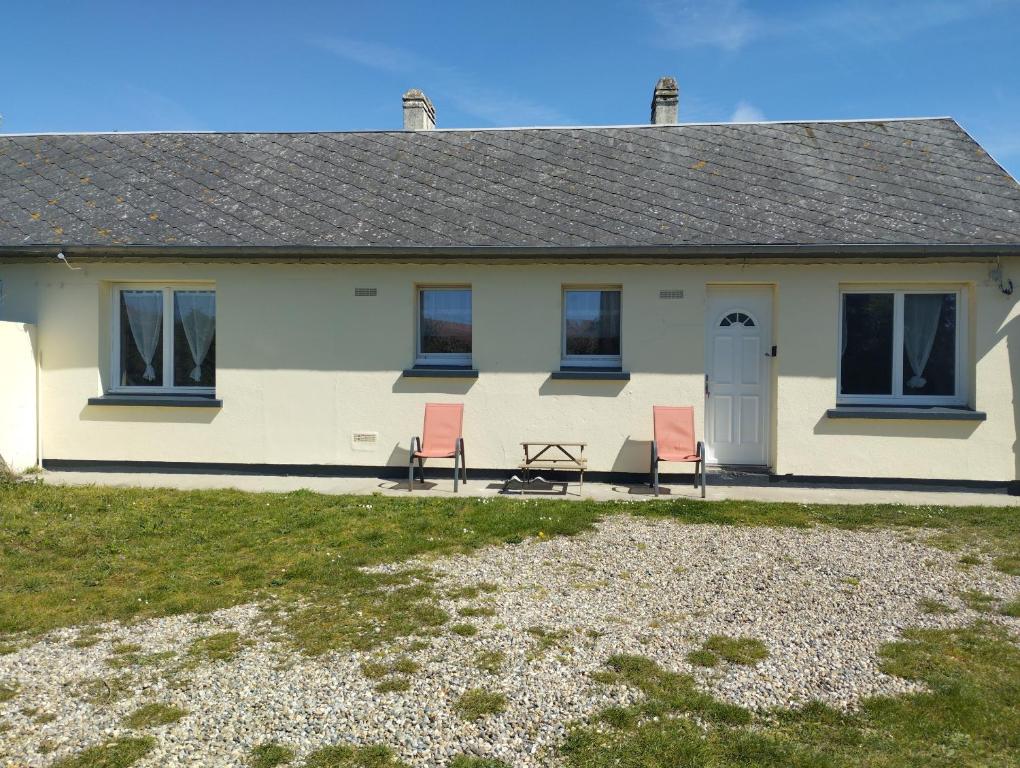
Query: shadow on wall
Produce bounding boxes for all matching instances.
[612,436,652,473]
[391,376,476,396]
[1003,312,1020,483]
[538,378,629,398]
[78,406,219,425]
[812,416,981,440]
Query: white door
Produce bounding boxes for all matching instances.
[705,286,772,466]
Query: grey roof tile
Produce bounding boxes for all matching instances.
[0,118,1018,250]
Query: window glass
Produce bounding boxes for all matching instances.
[902,293,955,397]
[840,293,893,395]
[119,290,163,387]
[419,289,471,356]
[564,290,621,357]
[173,291,216,387]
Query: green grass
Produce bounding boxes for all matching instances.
[455,688,508,720]
[0,485,602,653]
[122,702,187,729]
[958,553,983,566]
[457,605,497,617]
[249,742,295,768]
[918,597,957,615]
[702,635,769,665]
[1001,596,1020,618]
[303,744,409,767]
[187,631,243,663]
[686,648,720,667]
[526,625,571,652]
[474,649,506,674]
[451,623,478,637]
[51,737,154,768]
[374,676,411,693]
[571,623,1020,767]
[0,682,18,702]
[4,483,1020,656]
[959,589,999,612]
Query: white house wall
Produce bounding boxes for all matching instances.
[0,259,1017,482]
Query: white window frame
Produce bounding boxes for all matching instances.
[415,285,472,367]
[561,286,623,368]
[837,286,966,406]
[110,283,216,394]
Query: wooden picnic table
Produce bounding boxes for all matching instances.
[510,441,587,494]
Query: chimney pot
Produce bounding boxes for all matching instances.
[650,76,679,125]
[402,88,436,131]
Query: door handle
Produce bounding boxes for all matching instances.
[704,374,710,397]
[764,345,777,358]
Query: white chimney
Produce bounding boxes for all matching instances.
[650,76,679,125]
[402,89,436,131]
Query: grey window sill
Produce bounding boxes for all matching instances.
[826,406,986,421]
[402,366,479,379]
[87,395,223,408]
[550,368,631,381]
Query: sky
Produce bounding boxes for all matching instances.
[1,0,1018,178]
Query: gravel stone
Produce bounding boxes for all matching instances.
[2,517,1017,767]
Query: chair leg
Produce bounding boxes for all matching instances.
[459,439,467,485]
[453,448,460,492]
[698,441,706,498]
[409,435,419,492]
[649,442,657,495]
[653,460,660,497]
[418,457,425,483]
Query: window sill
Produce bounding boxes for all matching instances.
[87,394,223,408]
[402,366,479,379]
[826,406,986,421]
[550,367,631,381]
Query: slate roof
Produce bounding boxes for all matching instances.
[0,117,1018,252]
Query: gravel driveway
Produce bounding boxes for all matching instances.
[2,516,1018,767]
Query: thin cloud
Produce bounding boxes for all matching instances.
[649,0,757,51]
[313,36,571,126]
[649,0,1011,51]
[730,101,764,122]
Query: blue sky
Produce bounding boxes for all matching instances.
[1,0,1018,178]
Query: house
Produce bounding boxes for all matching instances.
[1,78,1019,488]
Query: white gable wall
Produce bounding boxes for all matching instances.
[0,320,38,472]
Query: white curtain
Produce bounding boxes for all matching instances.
[903,294,943,389]
[176,291,216,382]
[123,291,163,381]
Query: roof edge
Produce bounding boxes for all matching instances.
[0,116,957,139]
[2,243,1017,262]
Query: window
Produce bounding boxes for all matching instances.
[839,289,964,405]
[113,285,216,392]
[562,288,621,367]
[417,287,471,366]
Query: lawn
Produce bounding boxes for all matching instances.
[1,480,1019,767]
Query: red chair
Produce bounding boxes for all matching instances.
[650,406,705,497]
[409,403,466,492]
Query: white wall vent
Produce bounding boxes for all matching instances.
[351,431,378,451]
[659,289,684,299]
[354,287,377,297]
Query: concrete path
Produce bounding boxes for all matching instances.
[40,470,1019,507]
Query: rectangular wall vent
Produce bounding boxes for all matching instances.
[659,289,684,299]
[354,287,377,297]
[351,431,378,451]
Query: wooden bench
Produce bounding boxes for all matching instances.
[510,441,587,494]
